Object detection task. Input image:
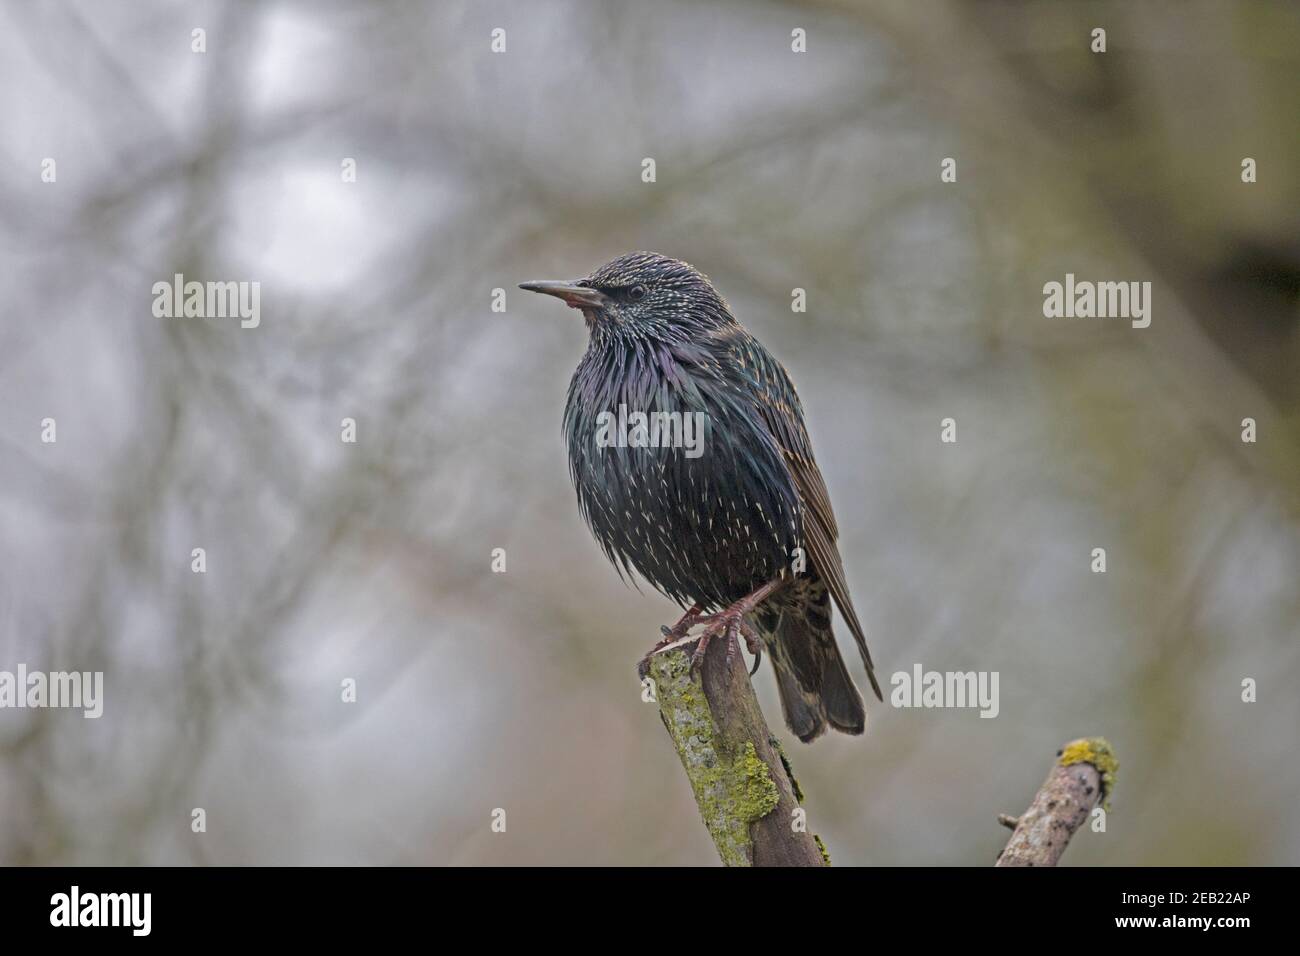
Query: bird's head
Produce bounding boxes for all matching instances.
[520,252,733,342]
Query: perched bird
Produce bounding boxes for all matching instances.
[521,252,882,742]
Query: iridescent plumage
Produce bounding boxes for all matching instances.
[523,252,881,741]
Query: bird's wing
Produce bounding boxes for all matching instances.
[715,324,882,700]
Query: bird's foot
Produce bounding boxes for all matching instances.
[684,580,782,676]
[660,604,705,645]
[639,581,783,679]
[689,609,764,677]
[651,604,705,652]
[638,604,704,677]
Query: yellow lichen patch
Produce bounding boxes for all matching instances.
[734,742,781,820]
[1059,736,1118,810]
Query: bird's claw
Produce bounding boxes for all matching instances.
[642,595,767,679]
[687,611,763,678]
[640,606,706,677]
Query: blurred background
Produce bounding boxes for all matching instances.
[1,0,1297,865]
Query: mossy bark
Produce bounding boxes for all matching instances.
[996,736,1117,867]
[646,640,827,867]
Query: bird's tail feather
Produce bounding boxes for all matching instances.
[756,603,865,743]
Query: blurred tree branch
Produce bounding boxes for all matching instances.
[996,737,1118,867]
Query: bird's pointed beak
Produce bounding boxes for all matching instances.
[518,279,610,310]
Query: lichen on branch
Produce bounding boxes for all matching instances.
[649,649,781,866]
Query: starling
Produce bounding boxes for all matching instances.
[521,252,882,742]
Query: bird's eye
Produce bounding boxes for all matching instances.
[628,284,647,301]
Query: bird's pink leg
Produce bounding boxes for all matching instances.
[689,579,783,676]
[662,604,705,643]
[639,604,705,672]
